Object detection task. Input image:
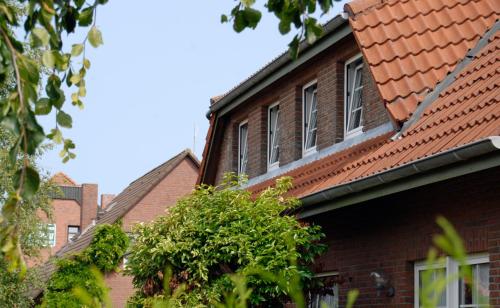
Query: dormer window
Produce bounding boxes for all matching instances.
[238,120,248,175]
[268,103,280,170]
[303,81,318,156]
[345,54,364,137]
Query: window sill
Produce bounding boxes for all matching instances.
[303,146,317,158]
[344,127,364,139]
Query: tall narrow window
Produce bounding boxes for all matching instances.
[268,103,280,170]
[67,225,80,242]
[46,223,56,247]
[345,55,364,137]
[238,121,248,175]
[459,262,489,307]
[308,272,339,308]
[303,82,318,155]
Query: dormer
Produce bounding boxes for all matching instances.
[199,15,394,186]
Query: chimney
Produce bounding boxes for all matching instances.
[100,194,116,210]
[81,183,98,229]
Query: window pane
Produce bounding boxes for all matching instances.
[418,268,447,308]
[346,61,364,134]
[68,226,80,242]
[304,84,318,151]
[46,224,56,247]
[308,276,339,308]
[268,105,280,166]
[239,123,248,174]
[459,263,489,307]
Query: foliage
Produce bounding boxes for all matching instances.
[41,222,128,307]
[221,0,340,58]
[0,0,108,273]
[82,222,130,272]
[126,174,326,307]
[0,127,59,307]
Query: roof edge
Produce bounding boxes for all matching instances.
[298,136,500,218]
[208,15,348,116]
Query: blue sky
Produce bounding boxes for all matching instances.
[39,0,348,196]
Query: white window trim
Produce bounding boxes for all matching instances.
[414,254,489,308]
[238,120,248,175]
[344,53,364,139]
[302,80,318,157]
[267,102,280,171]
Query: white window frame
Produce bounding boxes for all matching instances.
[308,271,340,308]
[46,223,56,247]
[302,80,318,157]
[344,53,364,138]
[267,102,280,171]
[238,120,249,175]
[414,254,489,308]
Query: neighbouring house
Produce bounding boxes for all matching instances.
[198,0,500,307]
[28,173,99,267]
[33,149,200,307]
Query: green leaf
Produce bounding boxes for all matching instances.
[31,28,50,47]
[13,167,40,199]
[243,7,262,29]
[221,14,228,23]
[56,110,73,128]
[83,58,91,69]
[71,44,84,57]
[88,26,103,48]
[35,98,52,115]
[78,7,94,26]
[42,50,55,68]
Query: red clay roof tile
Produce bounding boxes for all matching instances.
[347,0,500,122]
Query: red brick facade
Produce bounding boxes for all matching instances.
[308,167,500,307]
[106,157,199,307]
[213,34,390,184]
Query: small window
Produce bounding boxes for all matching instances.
[238,121,248,175]
[303,81,318,155]
[46,223,56,247]
[67,225,80,242]
[308,272,339,308]
[345,55,364,137]
[415,255,489,308]
[268,103,280,170]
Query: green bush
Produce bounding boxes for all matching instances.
[126,175,326,307]
[41,223,129,307]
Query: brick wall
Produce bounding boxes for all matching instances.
[106,158,199,307]
[212,34,390,184]
[29,199,81,266]
[306,167,500,307]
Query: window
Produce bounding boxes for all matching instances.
[308,272,339,308]
[238,121,248,175]
[345,54,364,137]
[46,223,56,247]
[415,255,489,308]
[67,225,80,242]
[268,103,280,170]
[303,81,318,155]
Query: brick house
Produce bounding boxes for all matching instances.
[34,149,200,307]
[198,0,500,307]
[29,173,99,267]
